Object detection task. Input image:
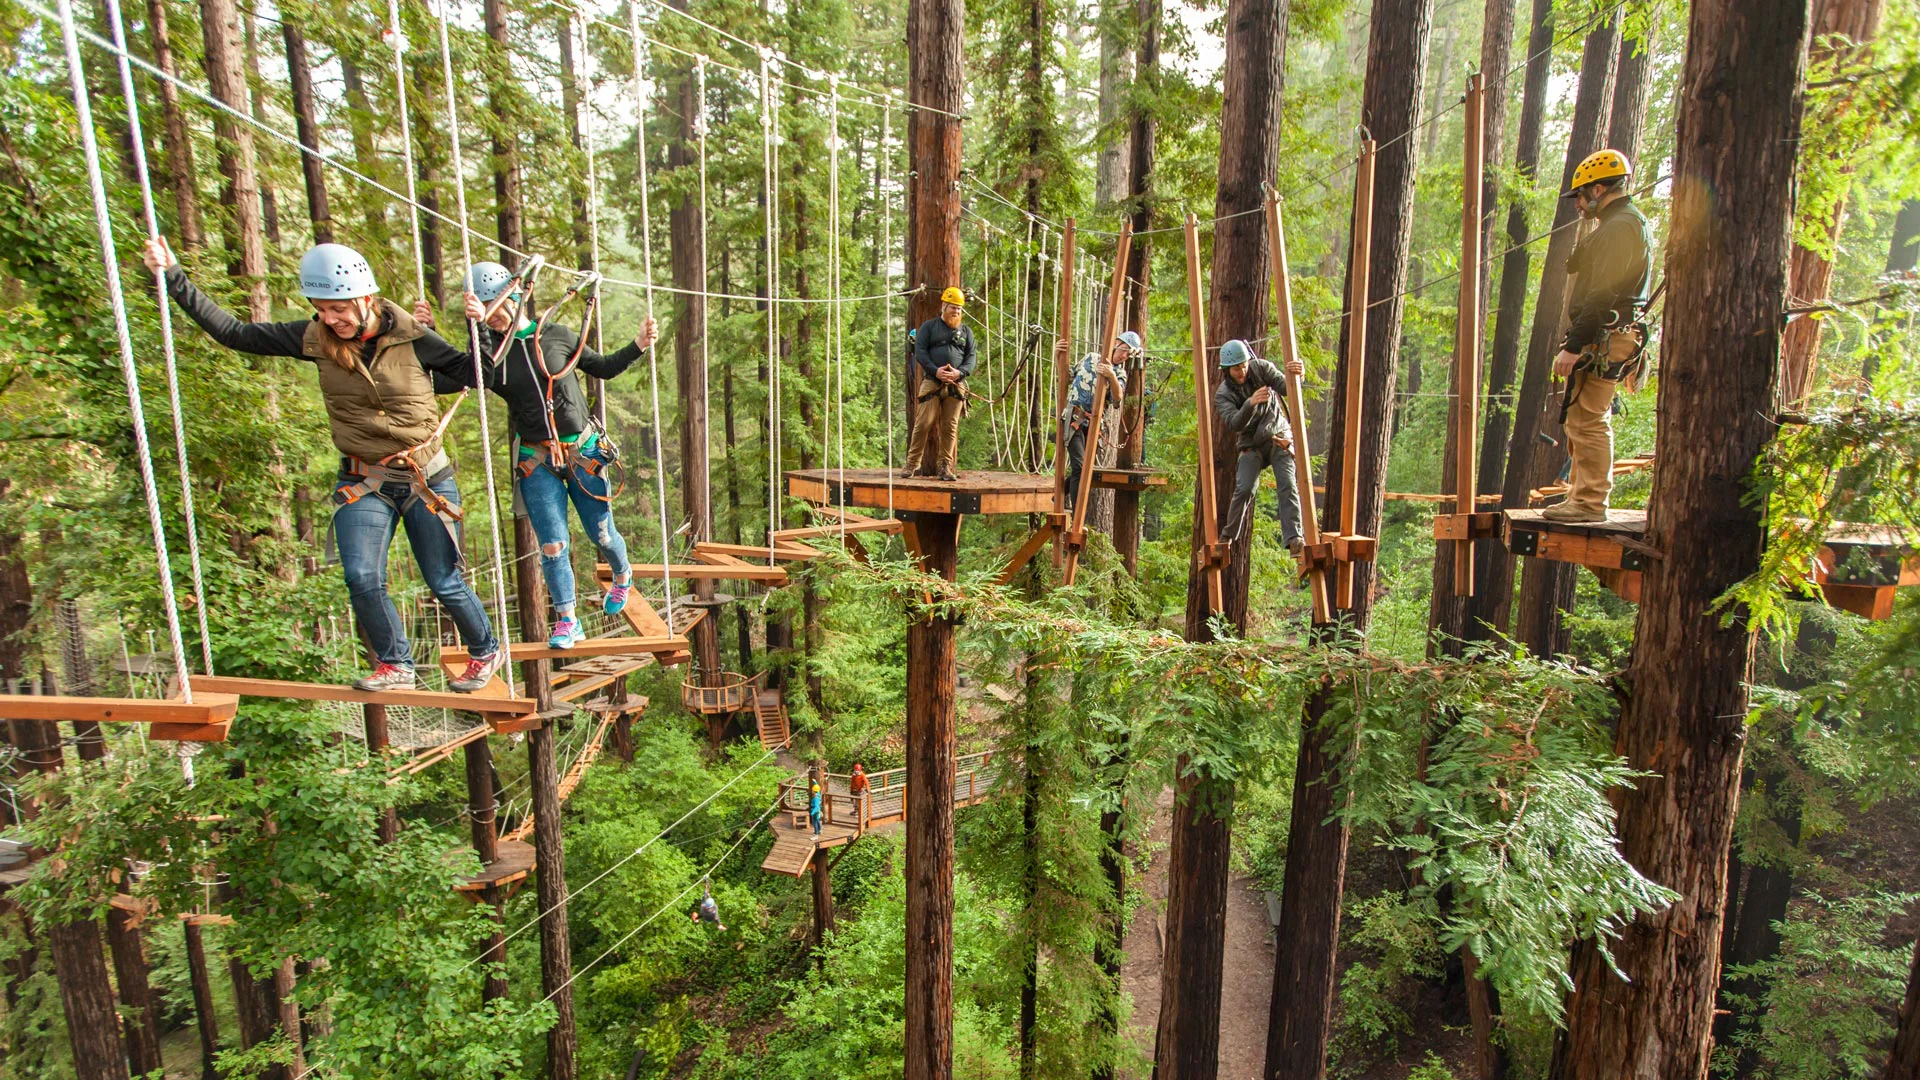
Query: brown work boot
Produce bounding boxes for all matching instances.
[1541,503,1609,524]
[938,468,959,482]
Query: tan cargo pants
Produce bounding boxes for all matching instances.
[907,389,965,475]
[1560,329,1639,516]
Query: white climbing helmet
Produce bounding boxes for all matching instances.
[298,244,379,300]
[465,261,516,303]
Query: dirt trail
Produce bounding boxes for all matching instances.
[1121,788,1276,1080]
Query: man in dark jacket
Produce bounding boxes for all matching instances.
[1215,339,1305,553]
[908,287,976,481]
[1545,148,1651,523]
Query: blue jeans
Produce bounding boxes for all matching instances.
[333,472,499,667]
[517,440,630,612]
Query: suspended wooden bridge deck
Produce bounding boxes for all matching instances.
[1502,509,1920,619]
[788,468,1057,517]
[760,752,1001,877]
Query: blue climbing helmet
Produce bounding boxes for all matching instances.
[1219,338,1253,368]
[298,244,378,300]
[465,261,517,303]
[1116,329,1143,353]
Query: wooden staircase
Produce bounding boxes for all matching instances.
[753,688,791,752]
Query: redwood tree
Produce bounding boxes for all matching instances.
[1553,0,1812,1074]
[1266,4,1433,1077]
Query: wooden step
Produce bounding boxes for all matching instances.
[761,834,817,877]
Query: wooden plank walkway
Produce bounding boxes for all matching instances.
[787,468,1055,516]
[760,752,1002,877]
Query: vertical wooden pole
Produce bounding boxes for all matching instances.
[1050,219,1077,568]
[529,721,575,1080]
[363,703,398,844]
[1183,213,1223,615]
[1337,140,1378,609]
[1453,75,1486,597]
[1064,223,1134,584]
[810,847,835,955]
[1264,190,1329,623]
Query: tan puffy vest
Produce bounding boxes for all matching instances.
[301,300,445,464]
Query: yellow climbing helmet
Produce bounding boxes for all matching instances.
[940,286,967,308]
[1565,149,1631,197]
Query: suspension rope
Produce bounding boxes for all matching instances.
[761,51,779,557]
[384,0,427,301]
[102,0,212,679]
[434,0,516,692]
[827,76,845,540]
[575,5,606,359]
[629,5,674,627]
[55,0,193,708]
[880,101,894,516]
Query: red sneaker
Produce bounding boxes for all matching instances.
[449,651,503,693]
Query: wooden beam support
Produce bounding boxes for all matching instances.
[1336,139,1378,609]
[1265,187,1330,623]
[0,693,237,726]
[624,563,789,583]
[774,518,905,541]
[1185,212,1225,614]
[1452,74,1486,597]
[1063,221,1135,585]
[440,636,690,665]
[995,524,1058,586]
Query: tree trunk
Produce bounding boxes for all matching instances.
[483,0,524,260]
[0,483,29,689]
[145,0,204,249]
[11,717,131,1080]
[241,12,279,245]
[1468,0,1553,643]
[1158,1,1287,1073]
[412,54,447,310]
[363,704,400,843]
[198,0,269,318]
[72,720,164,1078]
[1093,0,1131,208]
[530,722,577,1080]
[1890,199,1920,273]
[1498,10,1621,655]
[1112,0,1157,575]
[1608,22,1658,165]
[721,255,753,670]
[1553,2,1810,1075]
[183,919,221,1080]
[1777,0,1886,406]
[1018,735,1041,1080]
[1270,7,1432,1079]
[281,17,333,244]
[1890,935,1920,1080]
[339,55,384,239]
[465,738,510,1002]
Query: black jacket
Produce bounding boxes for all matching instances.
[1213,357,1292,450]
[457,323,644,443]
[912,317,976,381]
[1561,196,1651,354]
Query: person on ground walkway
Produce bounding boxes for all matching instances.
[1543,149,1652,524]
[433,262,658,650]
[1216,339,1305,554]
[907,288,976,481]
[809,780,824,837]
[142,236,503,693]
[849,762,871,820]
[1060,330,1140,515]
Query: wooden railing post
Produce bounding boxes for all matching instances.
[1050,219,1078,568]
[1264,188,1330,623]
[1453,75,1486,597]
[1063,222,1135,585]
[1184,212,1225,614]
[1336,140,1378,610]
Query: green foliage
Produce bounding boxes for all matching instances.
[1329,894,1445,1071]
[1717,892,1916,1080]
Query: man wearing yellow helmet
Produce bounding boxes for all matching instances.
[1544,148,1651,523]
[908,286,976,481]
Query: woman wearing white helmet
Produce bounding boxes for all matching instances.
[141,235,505,694]
[441,261,657,650]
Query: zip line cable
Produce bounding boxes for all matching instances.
[629,4,676,629]
[696,54,715,541]
[540,794,782,1005]
[54,0,194,716]
[434,0,517,693]
[452,746,778,970]
[102,0,213,681]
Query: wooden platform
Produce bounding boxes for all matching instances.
[455,839,536,894]
[1502,509,1919,618]
[787,468,1056,516]
[1090,467,1168,492]
[439,634,690,665]
[0,692,237,742]
[193,676,536,715]
[759,752,1002,877]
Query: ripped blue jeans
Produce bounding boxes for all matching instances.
[516,440,630,612]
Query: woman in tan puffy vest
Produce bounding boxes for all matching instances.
[143,236,504,694]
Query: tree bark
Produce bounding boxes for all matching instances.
[1553,2,1811,1075]
[363,704,400,843]
[1777,0,1886,406]
[464,738,510,1002]
[411,54,447,310]
[720,255,754,670]
[198,0,269,319]
[1608,21,1658,166]
[145,0,203,250]
[11,717,131,1080]
[483,0,524,260]
[1113,0,1158,574]
[281,17,333,244]
[904,0,963,1066]
[810,847,834,953]
[72,721,164,1078]
[183,919,221,1080]
[1890,935,1920,1080]
[1018,732,1040,1080]
[530,722,576,1080]
[1269,7,1432,1079]
[1497,10,1621,655]
[339,54,385,239]
[1093,0,1131,208]
[240,12,279,245]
